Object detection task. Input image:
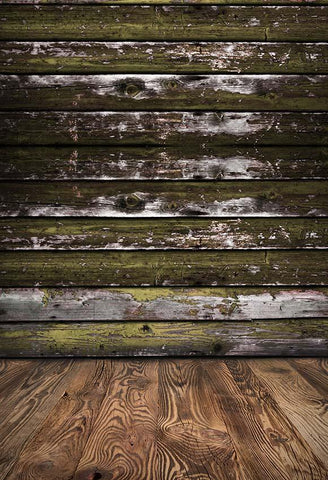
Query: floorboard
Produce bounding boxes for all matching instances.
[0,358,327,480]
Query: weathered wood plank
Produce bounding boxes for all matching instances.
[1,287,327,322]
[1,112,327,146]
[1,146,327,180]
[74,360,158,480]
[5,360,112,480]
[0,251,327,287]
[2,287,327,322]
[2,0,327,5]
[2,74,328,111]
[0,181,327,217]
[1,218,327,250]
[0,320,327,357]
[1,6,327,42]
[1,42,327,74]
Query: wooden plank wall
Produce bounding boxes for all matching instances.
[0,0,327,357]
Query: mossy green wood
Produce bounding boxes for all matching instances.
[1,287,327,321]
[1,6,327,41]
[0,251,327,287]
[1,42,327,74]
[1,112,328,146]
[2,75,328,112]
[0,181,327,217]
[1,146,328,181]
[0,320,327,357]
[1,218,327,250]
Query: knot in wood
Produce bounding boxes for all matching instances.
[117,193,145,211]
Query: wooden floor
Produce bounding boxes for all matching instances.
[0,359,327,480]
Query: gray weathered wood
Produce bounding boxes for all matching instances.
[1,146,328,181]
[1,218,327,250]
[1,287,327,321]
[1,6,327,41]
[1,75,327,111]
[1,42,327,74]
[0,251,327,287]
[0,320,327,357]
[1,112,327,146]
[0,181,326,217]
[2,0,327,4]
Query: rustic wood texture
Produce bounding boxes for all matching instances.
[3,74,328,112]
[205,359,328,477]
[1,112,327,146]
[1,42,327,74]
[1,6,327,42]
[1,218,327,250]
[0,0,327,358]
[0,360,75,479]
[3,0,328,4]
[74,360,158,480]
[0,320,327,356]
[4,360,112,480]
[249,359,328,468]
[0,250,327,287]
[1,358,327,478]
[1,287,328,322]
[1,146,327,181]
[0,181,327,217]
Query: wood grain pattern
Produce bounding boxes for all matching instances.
[5,360,112,480]
[249,359,328,469]
[1,287,328,322]
[1,146,328,180]
[205,359,328,479]
[0,320,327,357]
[1,358,327,478]
[74,360,158,480]
[157,359,237,479]
[1,6,327,42]
[0,360,75,479]
[1,112,327,146]
[1,181,327,217]
[1,42,327,74]
[1,218,327,250]
[1,250,327,287]
[288,358,328,396]
[2,74,328,111]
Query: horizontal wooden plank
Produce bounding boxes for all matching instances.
[1,218,327,250]
[2,74,328,111]
[2,1,327,5]
[1,287,327,321]
[1,146,328,180]
[0,320,327,356]
[1,112,327,146]
[0,181,326,217]
[0,251,327,287]
[1,6,327,41]
[1,42,327,74]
